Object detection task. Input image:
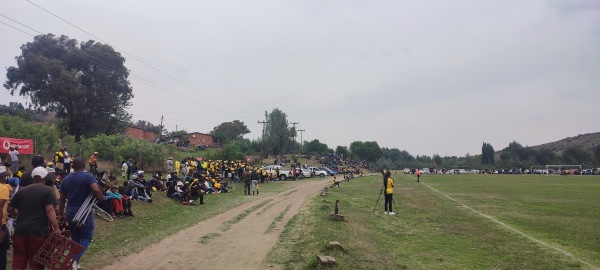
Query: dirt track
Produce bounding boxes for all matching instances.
[99,178,331,270]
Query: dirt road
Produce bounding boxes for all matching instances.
[99,178,331,270]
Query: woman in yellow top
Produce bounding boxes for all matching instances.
[383,171,395,215]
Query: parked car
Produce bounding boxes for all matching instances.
[320,167,336,176]
[296,168,312,178]
[264,165,291,180]
[403,168,411,174]
[308,167,329,177]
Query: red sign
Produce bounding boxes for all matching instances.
[0,137,34,154]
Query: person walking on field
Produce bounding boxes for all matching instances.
[383,171,395,215]
[6,147,19,174]
[416,169,421,182]
[58,157,105,270]
[166,157,174,173]
[88,152,99,175]
[9,167,61,270]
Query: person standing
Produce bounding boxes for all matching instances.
[58,157,105,270]
[251,168,259,195]
[61,147,71,172]
[19,155,54,188]
[242,168,251,196]
[383,171,395,215]
[166,157,174,173]
[416,169,421,182]
[8,167,60,270]
[88,152,99,175]
[6,147,19,174]
[0,164,11,270]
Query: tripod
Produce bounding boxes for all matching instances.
[372,186,384,212]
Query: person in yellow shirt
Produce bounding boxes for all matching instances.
[383,171,395,215]
[0,164,11,269]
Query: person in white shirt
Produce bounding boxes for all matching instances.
[7,147,19,173]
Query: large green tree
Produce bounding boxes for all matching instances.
[349,141,382,162]
[481,142,495,166]
[303,139,329,154]
[210,120,250,145]
[263,108,292,156]
[4,34,133,141]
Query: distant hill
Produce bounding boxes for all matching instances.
[529,132,600,154]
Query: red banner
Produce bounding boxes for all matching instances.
[0,137,34,154]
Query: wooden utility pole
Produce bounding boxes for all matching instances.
[290,122,299,150]
[298,129,305,149]
[258,120,269,158]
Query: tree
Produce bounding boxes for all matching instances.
[481,142,495,166]
[433,154,442,168]
[4,34,133,141]
[335,146,349,156]
[349,141,382,162]
[210,120,250,145]
[304,139,329,154]
[594,145,600,166]
[132,120,161,135]
[263,108,292,156]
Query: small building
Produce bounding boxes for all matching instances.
[126,127,157,141]
[186,132,214,147]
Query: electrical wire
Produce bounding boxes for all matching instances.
[0,14,256,121]
[24,0,263,120]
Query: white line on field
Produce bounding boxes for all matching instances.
[412,176,599,270]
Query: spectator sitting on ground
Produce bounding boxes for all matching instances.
[126,173,152,203]
[104,186,125,218]
[118,186,134,217]
[167,181,184,203]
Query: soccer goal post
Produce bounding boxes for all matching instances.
[545,165,582,175]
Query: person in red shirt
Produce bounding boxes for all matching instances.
[416,169,421,182]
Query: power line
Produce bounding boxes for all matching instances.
[0,13,255,121]
[24,0,262,120]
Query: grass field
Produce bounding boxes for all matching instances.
[268,173,600,269]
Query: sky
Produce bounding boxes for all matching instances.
[1,0,599,157]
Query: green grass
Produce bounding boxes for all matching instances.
[83,180,295,269]
[268,174,600,269]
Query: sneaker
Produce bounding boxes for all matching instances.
[389,212,396,215]
[384,211,388,215]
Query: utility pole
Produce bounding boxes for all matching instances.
[258,120,269,158]
[290,122,299,150]
[298,129,305,149]
[160,115,164,139]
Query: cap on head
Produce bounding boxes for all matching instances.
[0,165,8,178]
[32,167,49,178]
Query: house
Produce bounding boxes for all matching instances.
[126,126,157,141]
[186,132,215,147]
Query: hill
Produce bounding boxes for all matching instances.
[529,132,600,154]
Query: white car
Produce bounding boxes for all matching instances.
[296,168,312,178]
[308,167,328,177]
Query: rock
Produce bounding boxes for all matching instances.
[316,255,337,268]
[320,192,327,196]
[327,241,345,252]
[329,213,345,221]
[321,204,330,210]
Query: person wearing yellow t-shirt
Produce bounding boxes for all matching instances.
[0,164,11,269]
[383,171,395,215]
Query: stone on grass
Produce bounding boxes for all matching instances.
[321,204,330,210]
[316,255,337,268]
[329,214,344,221]
[327,241,345,252]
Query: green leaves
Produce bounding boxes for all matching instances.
[4,34,133,141]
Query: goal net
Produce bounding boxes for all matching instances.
[545,165,582,175]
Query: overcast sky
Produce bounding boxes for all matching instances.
[1,0,599,157]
